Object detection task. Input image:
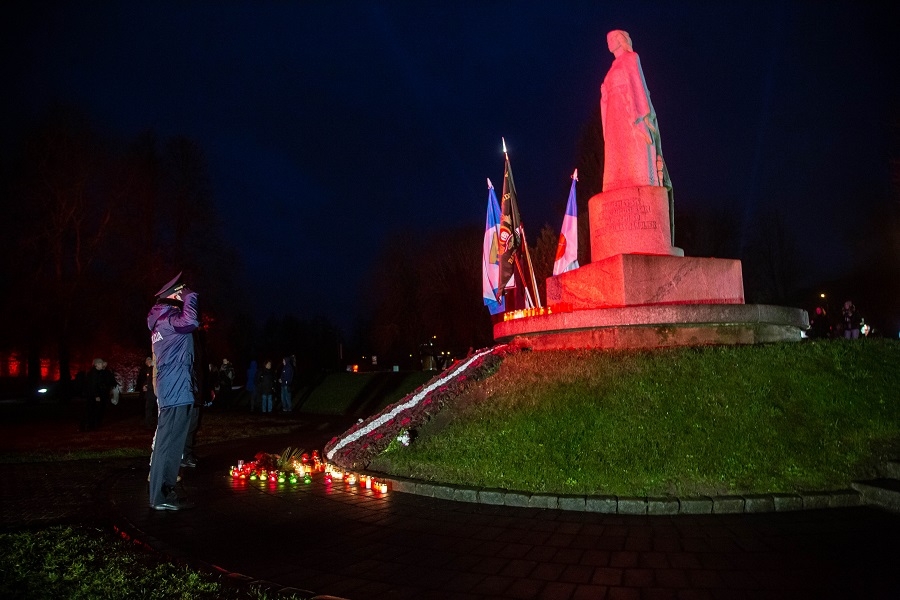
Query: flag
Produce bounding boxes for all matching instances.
[482,178,506,315]
[553,169,580,275]
[497,148,522,293]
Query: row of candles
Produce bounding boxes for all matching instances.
[228,455,389,494]
[502,305,556,321]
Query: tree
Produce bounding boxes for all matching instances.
[0,107,244,394]
[3,105,120,394]
[529,224,559,306]
[676,201,742,260]
[574,114,605,265]
[156,136,244,362]
[742,207,804,305]
[364,226,494,367]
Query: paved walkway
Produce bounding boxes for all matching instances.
[4,416,900,599]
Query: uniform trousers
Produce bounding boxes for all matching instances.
[148,404,193,506]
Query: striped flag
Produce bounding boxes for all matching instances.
[553,169,580,275]
[482,179,506,315]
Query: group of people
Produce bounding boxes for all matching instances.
[245,355,295,413]
[808,300,867,339]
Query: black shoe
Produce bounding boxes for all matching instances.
[180,458,197,468]
[151,499,196,511]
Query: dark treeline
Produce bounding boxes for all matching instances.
[3,105,898,399]
[0,104,244,395]
[360,226,495,369]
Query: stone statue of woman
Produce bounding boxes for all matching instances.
[601,30,674,239]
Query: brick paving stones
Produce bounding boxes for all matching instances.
[4,422,900,599]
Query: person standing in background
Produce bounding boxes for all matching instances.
[278,356,294,412]
[218,358,235,407]
[80,358,108,431]
[137,356,157,429]
[842,300,862,339]
[256,359,275,414]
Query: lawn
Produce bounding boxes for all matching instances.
[373,339,900,496]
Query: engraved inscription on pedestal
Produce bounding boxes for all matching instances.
[589,186,675,263]
[600,196,658,233]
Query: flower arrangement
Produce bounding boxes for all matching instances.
[229,447,319,483]
[324,344,515,470]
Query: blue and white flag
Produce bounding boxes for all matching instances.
[482,178,506,315]
[553,169,580,276]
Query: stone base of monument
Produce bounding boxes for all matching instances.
[493,304,809,350]
[547,253,745,309]
[493,182,808,350]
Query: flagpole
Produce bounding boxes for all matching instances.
[512,253,535,309]
[501,138,542,309]
[520,225,543,308]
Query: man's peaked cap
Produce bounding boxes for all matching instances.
[155,271,184,298]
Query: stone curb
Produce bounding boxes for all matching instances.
[380,474,865,515]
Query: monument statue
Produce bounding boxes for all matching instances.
[494,31,809,350]
[497,28,808,352]
[600,30,673,239]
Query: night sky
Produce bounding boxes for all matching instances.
[4,2,896,331]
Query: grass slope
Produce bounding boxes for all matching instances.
[299,371,433,415]
[376,339,900,497]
